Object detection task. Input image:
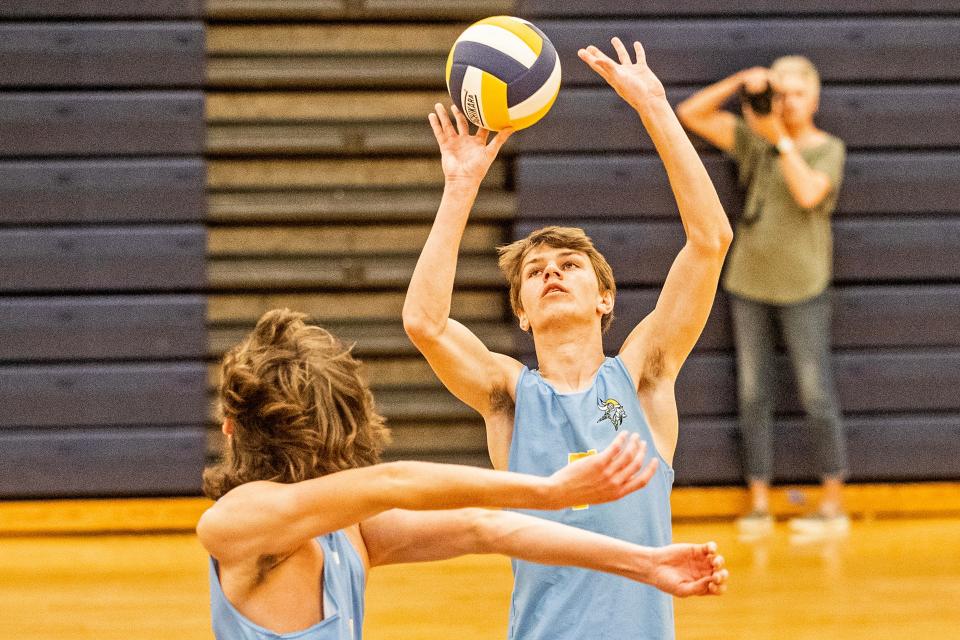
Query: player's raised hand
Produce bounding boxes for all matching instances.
[646,541,729,597]
[428,103,512,185]
[546,432,659,509]
[578,37,666,111]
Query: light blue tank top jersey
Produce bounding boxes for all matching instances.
[508,356,675,640]
[209,530,365,640]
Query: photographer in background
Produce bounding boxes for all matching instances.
[677,57,849,535]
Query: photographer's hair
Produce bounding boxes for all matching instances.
[203,308,390,500]
[497,226,616,332]
[770,55,821,98]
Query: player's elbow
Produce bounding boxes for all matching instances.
[402,307,442,344]
[690,222,733,258]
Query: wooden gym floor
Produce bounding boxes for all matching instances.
[2,486,959,640]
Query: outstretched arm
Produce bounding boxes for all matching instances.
[362,507,727,598]
[403,105,521,459]
[579,39,733,387]
[197,432,656,563]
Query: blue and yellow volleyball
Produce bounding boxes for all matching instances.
[445,16,561,131]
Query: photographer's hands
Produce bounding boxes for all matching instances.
[739,66,770,93]
[743,101,788,146]
[738,67,789,145]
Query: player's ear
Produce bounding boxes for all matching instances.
[598,289,614,316]
[222,418,234,436]
[517,309,530,332]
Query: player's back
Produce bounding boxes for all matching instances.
[209,530,365,640]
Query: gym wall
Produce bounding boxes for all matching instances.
[0,1,207,497]
[3,1,958,497]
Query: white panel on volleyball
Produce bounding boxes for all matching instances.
[460,65,490,129]
[455,24,538,68]
[508,57,561,120]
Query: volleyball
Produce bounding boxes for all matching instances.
[445,16,561,131]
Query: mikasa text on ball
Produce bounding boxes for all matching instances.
[445,16,561,131]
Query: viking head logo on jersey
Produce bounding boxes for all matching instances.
[597,398,626,430]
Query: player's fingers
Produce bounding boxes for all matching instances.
[585,44,614,64]
[700,541,718,560]
[434,103,456,136]
[633,41,647,66]
[586,45,618,71]
[489,127,513,152]
[578,47,615,80]
[599,430,629,462]
[594,57,617,77]
[683,575,715,597]
[576,49,603,75]
[610,432,641,473]
[710,569,730,595]
[428,113,446,144]
[450,103,470,136]
[624,456,658,493]
[611,37,631,65]
[614,437,646,480]
[712,554,725,570]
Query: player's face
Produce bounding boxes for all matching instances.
[774,74,818,129]
[516,246,611,332]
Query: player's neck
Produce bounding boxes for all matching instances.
[532,326,606,394]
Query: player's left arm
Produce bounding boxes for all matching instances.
[360,508,728,597]
[580,38,733,384]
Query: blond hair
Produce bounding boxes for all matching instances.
[497,226,616,332]
[771,55,821,97]
[203,309,390,499]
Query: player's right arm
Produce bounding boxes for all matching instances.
[361,508,727,598]
[196,432,654,563]
[676,67,768,152]
[403,104,521,461]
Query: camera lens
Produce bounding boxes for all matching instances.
[740,83,774,116]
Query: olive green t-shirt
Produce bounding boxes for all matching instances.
[722,118,846,304]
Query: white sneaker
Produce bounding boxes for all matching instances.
[736,510,774,535]
[789,511,850,535]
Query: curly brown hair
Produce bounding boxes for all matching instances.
[497,226,617,332]
[202,309,390,499]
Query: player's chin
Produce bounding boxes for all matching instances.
[536,300,587,324]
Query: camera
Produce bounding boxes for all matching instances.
[739,82,775,115]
